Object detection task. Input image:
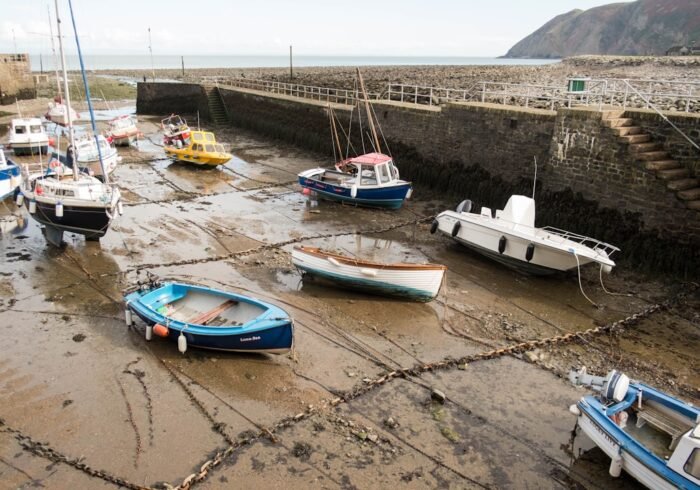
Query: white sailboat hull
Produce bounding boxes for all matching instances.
[292,248,445,301]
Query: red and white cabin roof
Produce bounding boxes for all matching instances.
[339,152,392,166]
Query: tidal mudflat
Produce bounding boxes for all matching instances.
[0,108,697,489]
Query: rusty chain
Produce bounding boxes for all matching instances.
[2,283,692,489]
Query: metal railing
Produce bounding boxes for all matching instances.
[201,76,381,105]
[199,76,700,113]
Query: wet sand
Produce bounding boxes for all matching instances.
[0,102,698,489]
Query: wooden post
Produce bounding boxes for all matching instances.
[289,45,293,80]
[181,56,184,77]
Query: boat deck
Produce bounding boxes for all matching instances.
[160,291,265,327]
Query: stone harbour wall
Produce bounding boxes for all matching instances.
[136,82,210,121]
[136,82,700,275]
[0,53,35,104]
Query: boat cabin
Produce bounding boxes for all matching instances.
[109,115,136,132]
[336,152,401,186]
[188,131,225,153]
[75,135,114,162]
[11,118,45,138]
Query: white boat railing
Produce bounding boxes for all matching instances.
[200,76,700,113]
[201,77,383,105]
[542,226,620,256]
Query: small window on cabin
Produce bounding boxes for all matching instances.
[205,144,215,152]
[15,126,26,134]
[376,164,390,184]
[31,125,42,134]
[193,133,202,141]
[685,449,700,479]
[205,133,214,142]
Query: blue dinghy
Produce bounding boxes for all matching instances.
[124,281,294,354]
[569,369,700,489]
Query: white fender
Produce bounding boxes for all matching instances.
[178,332,187,354]
[16,193,24,206]
[327,257,341,267]
[55,201,64,218]
[609,454,623,478]
[125,308,133,326]
[117,200,124,216]
[29,200,36,214]
[360,268,378,277]
[350,185,358,199]
[145,324,153,341]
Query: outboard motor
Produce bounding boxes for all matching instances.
[569,368,630,403]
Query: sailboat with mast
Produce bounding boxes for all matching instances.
[298,68,412,209]
[20,0,121,247]
[44,5,79,126]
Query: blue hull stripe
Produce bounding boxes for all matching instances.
[577,382,700,489]
[298,176,410,209]
[296,264,435,302]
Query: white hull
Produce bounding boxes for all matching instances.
[577,412,678,490]
[46,104,79,125]
[291,248,445,301]
[79,151,120,178]
[0,174,22,200]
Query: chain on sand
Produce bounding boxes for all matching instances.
[170,285,693,490]
[1,285,693,490]
[126,215,436,275]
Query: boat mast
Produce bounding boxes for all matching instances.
[356,68,381,154]
[47,5,62,99]
[328,105,343,162]
[55,0,77,181]
[67,0,109,183]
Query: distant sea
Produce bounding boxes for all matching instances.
[29,54,559,71]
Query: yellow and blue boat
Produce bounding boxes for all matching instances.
[164,130,232,167]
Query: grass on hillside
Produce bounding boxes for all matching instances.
[37,75,136,101]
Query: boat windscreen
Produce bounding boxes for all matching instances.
[205,144,215,152]
[215,144,225,152]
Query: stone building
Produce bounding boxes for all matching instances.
[0,53,36,105]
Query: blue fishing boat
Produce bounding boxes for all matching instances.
[124,281,294,354]
[298,153,412,209]
[298,68,412,209]
[0,149,22,201]
[569,368,700,490]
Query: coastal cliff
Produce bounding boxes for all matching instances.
[505,0,700,58]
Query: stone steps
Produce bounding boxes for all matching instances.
[657,168,690,180]
[636,150,670,161]
[677,187,700,201]
[612,126,644,136]
[667,178,700,191]
[629,142,660,153]
[206,88,228,124]
[603,117,635,128]
[645,160,680,171]
[620,133,651,144]
[605,110,699,212]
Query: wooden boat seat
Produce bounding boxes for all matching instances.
[636,405,691,450]
[186,299,238,326]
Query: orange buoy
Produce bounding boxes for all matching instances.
[153,323,169,338]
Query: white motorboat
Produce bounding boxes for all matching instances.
[8,118,50,155]
[45,97,80,126]
[0,149,22,201]
[431,195,618,275]
[291,246,446,301]
[569,368,700,489]
[107,114,140,146]
[74,134,120,178]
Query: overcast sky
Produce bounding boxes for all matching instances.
[1,0,634,57]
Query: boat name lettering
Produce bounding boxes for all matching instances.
[240,336,261,342]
